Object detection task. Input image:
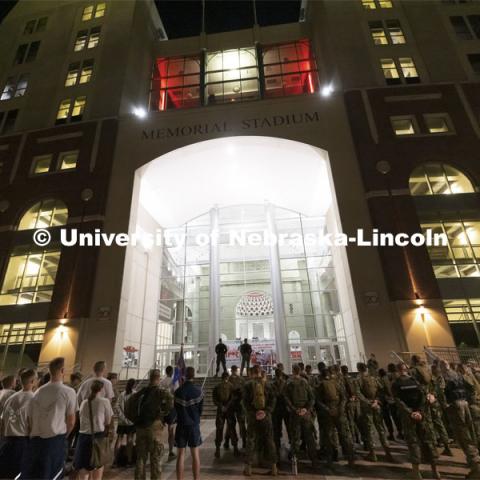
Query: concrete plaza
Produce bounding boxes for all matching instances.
[104,419,470,480]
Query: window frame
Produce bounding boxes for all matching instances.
[30,154,53,176]
[380,56,420,85]
[390,115,419,136]
[423,113,455,135]
[55,97,87,125]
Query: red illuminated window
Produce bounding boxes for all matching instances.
[150,56,201,111]
[262,40,319,98]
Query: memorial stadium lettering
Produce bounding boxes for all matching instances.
[141,111,320,140]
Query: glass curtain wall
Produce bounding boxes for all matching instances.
[155,204,348,373]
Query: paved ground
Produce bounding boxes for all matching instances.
[104,419,470,479]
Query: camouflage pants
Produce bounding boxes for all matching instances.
[216,407,238,447]
[231,401,247,446]
[446,400,480,469]
[360,404,389,450]
[346,400,362,442]
[317,407,339,451]
[469,402,480,447]
[289,411,317,461]
[245,412,278,465]
[401,411,438,465]
[430,402,449,447]
[318,408,354,462]
[135,420,164,480]
[272,407,290,452]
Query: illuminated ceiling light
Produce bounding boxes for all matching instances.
[321,84,334,97]
[133,106,147,119]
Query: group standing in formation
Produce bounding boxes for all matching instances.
[1,346,480,479]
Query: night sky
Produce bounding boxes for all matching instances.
[0,0,301,38]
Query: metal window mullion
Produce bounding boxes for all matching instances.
[200,50,206,106]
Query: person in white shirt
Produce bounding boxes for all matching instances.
[0,375,16,417]
[77,361,114,406]
[113,378,136,466]
[0,369,36,479]
[24,356,77,480]
[159,365,178,459]
[74,379,113,480]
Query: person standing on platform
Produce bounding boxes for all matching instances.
[243,365,278,476]
[239,339,252,376]
[175,366,203,480]
[215,338,228,377]
[391,362,440,480]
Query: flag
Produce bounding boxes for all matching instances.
[172,344,186,387]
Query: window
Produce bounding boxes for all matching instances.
[74,30,88,51]
[468,53,480,74]
[87,27,101,49]
[1,110,18,135]
[24,17,47,34]
[409,163,475,196]
[25,41,40,63]
[369,20,405,45]
[65,60,93,86]
[386,20,406,44]
[205,48,259,105]
[1,77,15,101]
[263,40,319,98]
[18,199,68,230]
[82,3,106,21]
[450,16,473,39]
[469,15,480,39]
[71,96,86,120]
[391,116,417,135]
[0,249,61,305]
[31,154,53,175]
[443,299,480,347]
[13,44,28,65]
[421,221,480,278]
[56,99,71,122]
[14,75,29,97]
[58,151,78,170]
[381,58,400,84]
[424,113,454,134]
[150,56,201,111]
[362,0,392,8]
[56,97,86,124]
[381,57,419,84]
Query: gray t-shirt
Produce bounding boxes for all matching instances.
[1,390,34,437]
[78,397,113,434]
[29,381,77,438]
[77,377,114,406]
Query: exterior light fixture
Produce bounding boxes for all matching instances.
[321,84,333,97]
[133,106,147,119]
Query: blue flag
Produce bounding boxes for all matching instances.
[172,344,186,387]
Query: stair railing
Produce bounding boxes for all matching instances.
[202,356,216,391]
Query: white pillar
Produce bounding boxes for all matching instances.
[266,203,290,371]
[209,206,220,374]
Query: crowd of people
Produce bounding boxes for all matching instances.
[1,349,480,480]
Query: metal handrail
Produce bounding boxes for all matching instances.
[202,356,216,391]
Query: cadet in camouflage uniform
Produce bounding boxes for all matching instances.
[213,372,239,458]
[284,364,318,469]
[134,369,174,480]
[271,367,290,456]
[391,363,440,480]
[387,363,403,439]
[440,360,480,478]
[341,365,362,444]
[356,362,394,462]
[315,368,355,466]
[459,363,480,449]
[243,364,278,476]
[228,365,246,449]
[430,363,452,455]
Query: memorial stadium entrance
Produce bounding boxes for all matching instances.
[119,136,364,376]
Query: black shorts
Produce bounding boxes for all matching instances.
[175,424,202,448]
[164,408,177,425]
[117,425,136,435]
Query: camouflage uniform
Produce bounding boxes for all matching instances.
[228,372,246,448]
[430,371,450,450]
[442,369,480,473]
[315,373,354,464]
[243,376,278,465]
[356,372,392,459]
[135,387,174,480]
[342,372,362,443]
[284,375,317,464]
[462,369,480,447]
[271,372,290,454]
[213,379,238,452]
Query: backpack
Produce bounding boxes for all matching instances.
[216,382,231,403]
[394,376,423,410]
[289,378,309,408]
[360,375,378,400]
[125,386,162,428]
[322,379,339,403]
[253,381,266,410]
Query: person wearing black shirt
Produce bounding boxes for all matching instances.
[215,338,228,377]
[239,339,252,376]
